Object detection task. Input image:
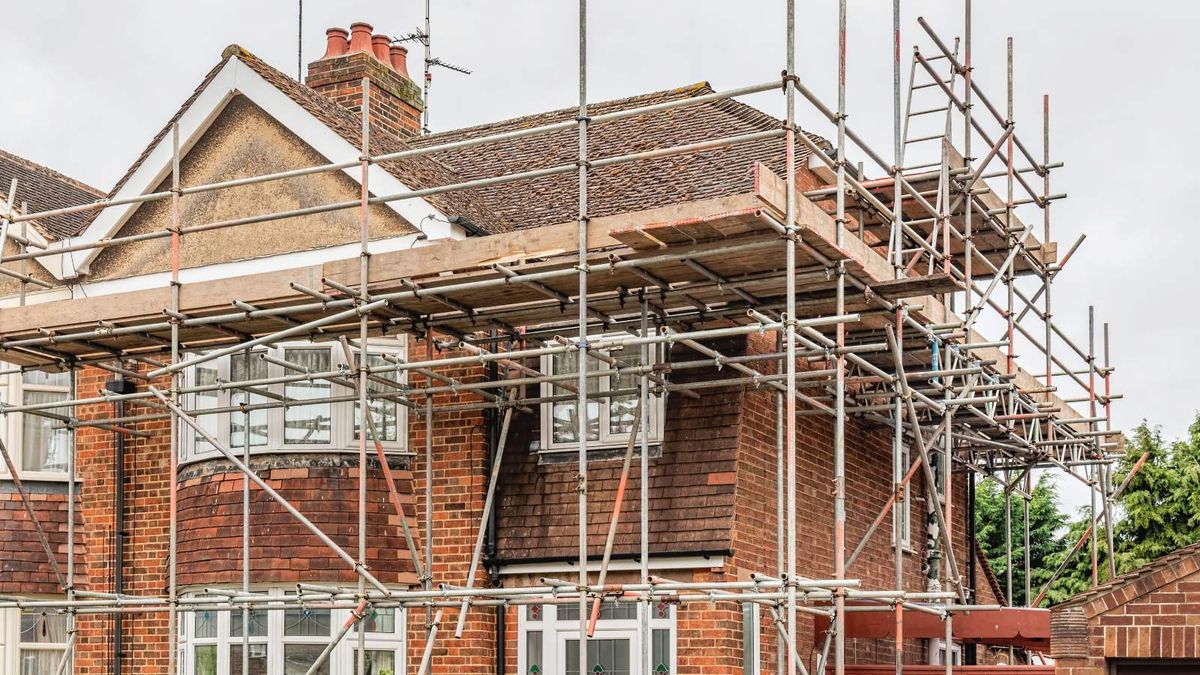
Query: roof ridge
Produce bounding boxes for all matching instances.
[1057,538,1200,608]
[416,81,715,143]
[0,148,104,198]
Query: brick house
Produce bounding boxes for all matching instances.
[0,21,1032,675]
[1049,541,1200,675]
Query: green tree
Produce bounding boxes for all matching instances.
[973,472,1069,607]
[1114,419,1200,570]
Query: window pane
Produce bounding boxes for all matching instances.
[356,607,395,634]
[284,349,332,444]
[193,364,220,452]
[193,610,217,639]
[559,602,637,622]
[194,645,217,675]
[231,643,269,675]
[230,352,269,448]
[23,370,69,387]
[525,604,543,622]
[525,630,543,675]
[230,609,268,637]
[353,649,396,675]
[20,612,68,643]
[565,638,631,675]
[354,354,399,442]
[550,352,599,445]
[284,644,330,675]
[605,349,641,436]
[20,391,71,472]
[20,649,67,675]
[653,628,671,674]
[284,607,331,636]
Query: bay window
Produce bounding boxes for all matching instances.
[519,601,675,675]
[183,591,404,675]
[180,339,406,462]
[539,338,664,453]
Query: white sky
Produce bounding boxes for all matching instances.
[4,1,1196,510]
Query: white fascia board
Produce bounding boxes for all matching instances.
[0,232,430,308]
[497,555,726,577]
[42,56,455,280]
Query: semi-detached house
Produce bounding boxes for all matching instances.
[0,20,1033,675]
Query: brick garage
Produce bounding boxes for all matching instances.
[1051,540,1200,674]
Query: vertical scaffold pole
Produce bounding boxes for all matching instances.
[1102,323,1117,579]
[640,297,651,675]
[783,2,799,674]
[776,329,785,675]
[242,344,251,675]
[67,365,76,674]
[576,1,590,673]
[167,121,182,675]
[833,2,849,675]
[357,76,372,675]
[891,0,904,275]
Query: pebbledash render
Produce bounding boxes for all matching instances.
[0,13,1111,675]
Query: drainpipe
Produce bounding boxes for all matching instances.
[964,471,977,665]
[484,329,505,674]
[105,376,137,674]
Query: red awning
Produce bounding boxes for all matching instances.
[813,605,1050,651]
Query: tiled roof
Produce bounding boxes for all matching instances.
[0,488,89,595]
[412,83,829,232]
[0,148,103,239]
[1054,539,1200,613]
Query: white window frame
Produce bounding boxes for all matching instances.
[5,607,70,674]
[181,587,406,675]
[538,337,665,453]
[929,638,961,666]
[893,443,913,552]
[180,338,407,464]
[518,601,676,675]
[0,367,73,481]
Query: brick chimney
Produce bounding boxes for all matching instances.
[306,22,423,138]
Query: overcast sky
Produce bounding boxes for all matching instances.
[4,2,1196,509]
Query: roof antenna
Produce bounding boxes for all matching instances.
[394,0,471,134]
[296,0,303,80]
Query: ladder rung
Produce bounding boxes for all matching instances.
[905,133,946,145]
[910,106,950,117]
[914,79,953,90]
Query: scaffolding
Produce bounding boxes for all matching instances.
[0,3,1125,675]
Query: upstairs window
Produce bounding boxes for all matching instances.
[0,367,73,479]
[538,337,664,453]
[181,339,406,462]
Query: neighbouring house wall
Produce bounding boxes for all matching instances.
[86,94,415,281]
[1052,553,1200,675]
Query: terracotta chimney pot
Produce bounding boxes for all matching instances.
[348,22,374,54]
[389,45,411,80]
[322,27,349,59]
[372,34,392,67]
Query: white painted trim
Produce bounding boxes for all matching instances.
[41,56,456,280]
[0,232,440,309]
[497,555,724,576]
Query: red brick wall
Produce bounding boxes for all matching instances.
[406,338,496,673]
[306,51,423,138]
[73,366,173,673]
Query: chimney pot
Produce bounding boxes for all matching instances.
[371,34,393,67]
[389,45,412,80]
[322,27,349,59]
[348,22,374,54]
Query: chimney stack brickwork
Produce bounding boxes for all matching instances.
[306,22,424,138]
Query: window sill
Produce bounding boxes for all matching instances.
[536,444,663,465]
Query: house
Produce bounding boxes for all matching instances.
[0,19,1072,675]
